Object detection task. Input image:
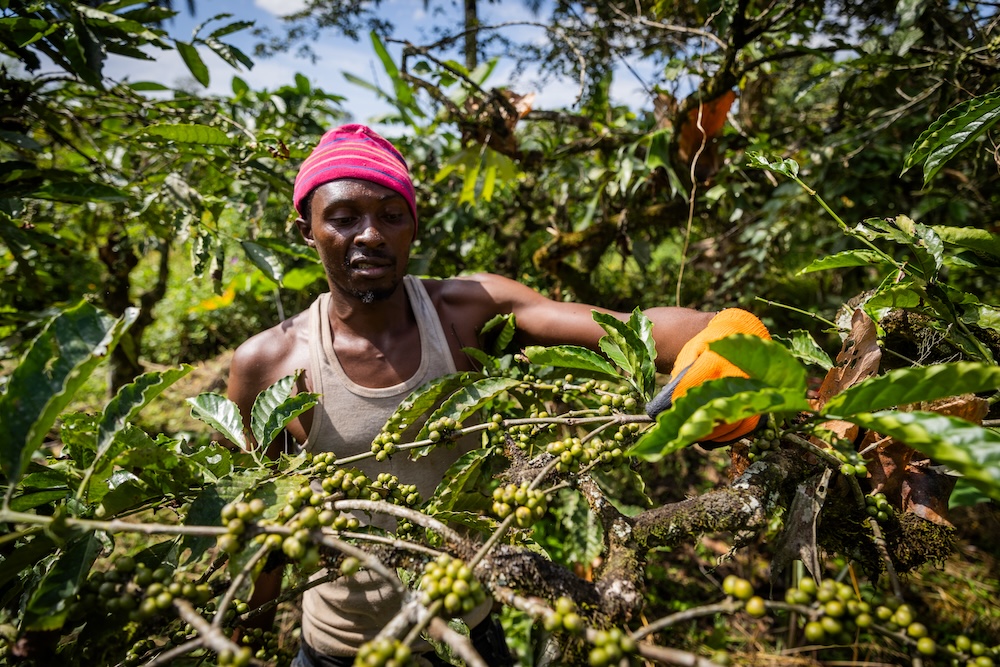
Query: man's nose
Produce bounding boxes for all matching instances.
[354,216,384,246]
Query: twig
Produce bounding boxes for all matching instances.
[172,598,243,662]
[331,499,465,546]
[632,599,743,640]
[428,616,488,667]
[212,544,269,629]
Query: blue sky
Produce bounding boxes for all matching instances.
[104,0,659,127]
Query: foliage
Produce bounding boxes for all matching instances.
[2,1,1000,666]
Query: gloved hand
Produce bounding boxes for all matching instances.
[645,308,770,444]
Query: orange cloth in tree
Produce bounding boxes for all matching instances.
[646,308,771,444]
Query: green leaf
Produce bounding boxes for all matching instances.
[846,411,1000,502]
[11,489,68,512]
[522,345,619,378]
[709,334,809,392]
[894,215,945,278]
[593,310,652,396]
[413,377,521,458]
[180,467,273,565]
[798,249,894,274]
[479,313,517,355]
[949,478,992,508]
[75,5,166,43]
[23,533,99,631]
[175,39,210,86]
[204,37,254,70]
[630,378,810,461]
[822,362,1000,417]
[862,284,923,320]
[0,17,60,48]
[932,225,1000,259]
[775,330,834,370]
[745,152,800,179]
[0,129,43,151]
[240,240,286,286]
[902,88,1000,185]
[0,534,56,593]
[135,122,234,146]
[254,392,318,453]
[208,19,255,39]
[87,365,193,476]
[250,373,314,448]
[0,303,136,485]
[427,447,495,514]
[382,373,479,435]
[32,179,129,203]
[187,393,246,450]
[370,30,417,112]
[645,128,671,171]
[628,308,658,379]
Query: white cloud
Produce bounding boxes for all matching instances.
[253,0,308,18]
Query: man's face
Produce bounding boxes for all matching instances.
[297,178,415,303]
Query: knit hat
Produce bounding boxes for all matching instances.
[293,124,418,230]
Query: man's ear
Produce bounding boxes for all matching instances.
[296,217,315,246]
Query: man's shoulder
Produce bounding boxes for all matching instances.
[419,273,538,336]
[420,272,515,302]
[232,308,312,369]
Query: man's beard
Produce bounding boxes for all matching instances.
[351,286,396,304]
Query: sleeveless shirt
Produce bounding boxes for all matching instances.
[300,275,489,656]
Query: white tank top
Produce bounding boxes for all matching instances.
[300,275,489,656]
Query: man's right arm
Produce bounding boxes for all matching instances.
[226,324,308,631]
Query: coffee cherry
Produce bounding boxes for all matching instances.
[915,637,936,656]
[745,596,767,617]
[729,577,755,601]
[803,621,826,642]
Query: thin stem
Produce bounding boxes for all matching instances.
[754,297,838,329]
[212,545,269,630]
[0,509,227,537]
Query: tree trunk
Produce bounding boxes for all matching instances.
[464,0,478,71]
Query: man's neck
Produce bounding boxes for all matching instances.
[326,280,414,341]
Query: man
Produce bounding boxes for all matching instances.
[227,124,769,666]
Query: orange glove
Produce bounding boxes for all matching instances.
[645,308,770,444]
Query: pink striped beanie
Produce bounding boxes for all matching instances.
[293,124,417,231]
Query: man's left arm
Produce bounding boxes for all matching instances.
[458,273,770,444]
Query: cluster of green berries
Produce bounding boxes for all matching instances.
[426,416,461,444]
[780,577,997,661]
[784,577,873,644]
[864,491,894,523]
[418,554,486,617]
[502,419,555,447]
[491,481,548,527]
[218,470,423,570]
[545,433,626,473]
[307,450,337,471]
[822,436,869,477]
[77,558,213,627]
[587,627,637,667]
[541,596,585,635]
[722,575,767,617]
[749,424,781,460]
[215,645,254,667]
[371,430,402,460]
[218,497,267,554]
[238,627,293,665]
[949,636,998,667]
[353,637,414,667]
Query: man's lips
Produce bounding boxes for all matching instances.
[347,253,393,274]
